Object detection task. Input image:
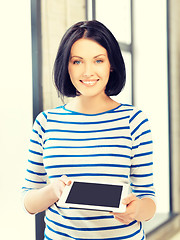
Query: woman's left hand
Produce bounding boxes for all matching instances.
[111,193,141,225]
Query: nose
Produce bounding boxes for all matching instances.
[82,63,94,78]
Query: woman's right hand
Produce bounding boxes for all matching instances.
[24,175,71,214]
[50,175,72,202]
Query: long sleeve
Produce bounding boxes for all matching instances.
[129,109,156,203]
[22,112,48,197]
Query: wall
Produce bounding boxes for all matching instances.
[0,0,35,239]
[41,0,86,110]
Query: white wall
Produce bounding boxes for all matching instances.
[0,0,35,239]
[133,0,169,213]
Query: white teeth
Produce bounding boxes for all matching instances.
[82,81,96,85]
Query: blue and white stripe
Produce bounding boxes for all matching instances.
[22,103,155,239]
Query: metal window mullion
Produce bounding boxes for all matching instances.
[92,0,96,20]
[86,0,96,20]
[119,42,132,52]
[31,0,45,240]
[166,0,172,213]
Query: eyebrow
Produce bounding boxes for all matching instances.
[70,54,106,60]
[94,54,106,58]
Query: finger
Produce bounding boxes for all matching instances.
[122,193,136,205]
[111,213,127,221]
[113,215,130,225]
[111,212,123,217]
[60,175,72,185]
[114,215,124,222]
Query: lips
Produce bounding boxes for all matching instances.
[80,79,99,87]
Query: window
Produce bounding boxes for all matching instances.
[87,0,172,236]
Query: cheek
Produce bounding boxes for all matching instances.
[100,67,111,81]
[68,65,81,80]
[102,63,111,75]
[68,67,80,89]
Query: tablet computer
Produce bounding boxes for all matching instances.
[57,180,129,212]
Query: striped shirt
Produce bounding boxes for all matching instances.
[22,103,155,240]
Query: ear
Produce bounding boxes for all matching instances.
[110,67,114,72]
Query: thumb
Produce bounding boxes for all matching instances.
[60,175,72,186]
[122,193,136,205]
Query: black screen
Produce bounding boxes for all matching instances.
[66,182,123,208]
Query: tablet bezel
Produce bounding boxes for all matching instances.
[57,180,129,212]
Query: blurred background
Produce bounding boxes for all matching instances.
[0,0,179,239]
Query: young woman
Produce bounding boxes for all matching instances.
[22,20,156,240]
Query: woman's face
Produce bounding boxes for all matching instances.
[68,38,111,98]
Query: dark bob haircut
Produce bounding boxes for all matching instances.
[54,20,126,97]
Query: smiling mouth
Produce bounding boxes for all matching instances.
[80,79,99,86]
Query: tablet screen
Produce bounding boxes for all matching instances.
[65,181,123,208]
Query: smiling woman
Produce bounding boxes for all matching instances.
[22,20,156,240]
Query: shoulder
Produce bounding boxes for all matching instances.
[120,103,151,134]
[34,105,65,128]
[35,105,64,121]
[119,104,146,120]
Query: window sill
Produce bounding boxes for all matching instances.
[144,212,180,239]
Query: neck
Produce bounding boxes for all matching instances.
[66,94,119,114]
